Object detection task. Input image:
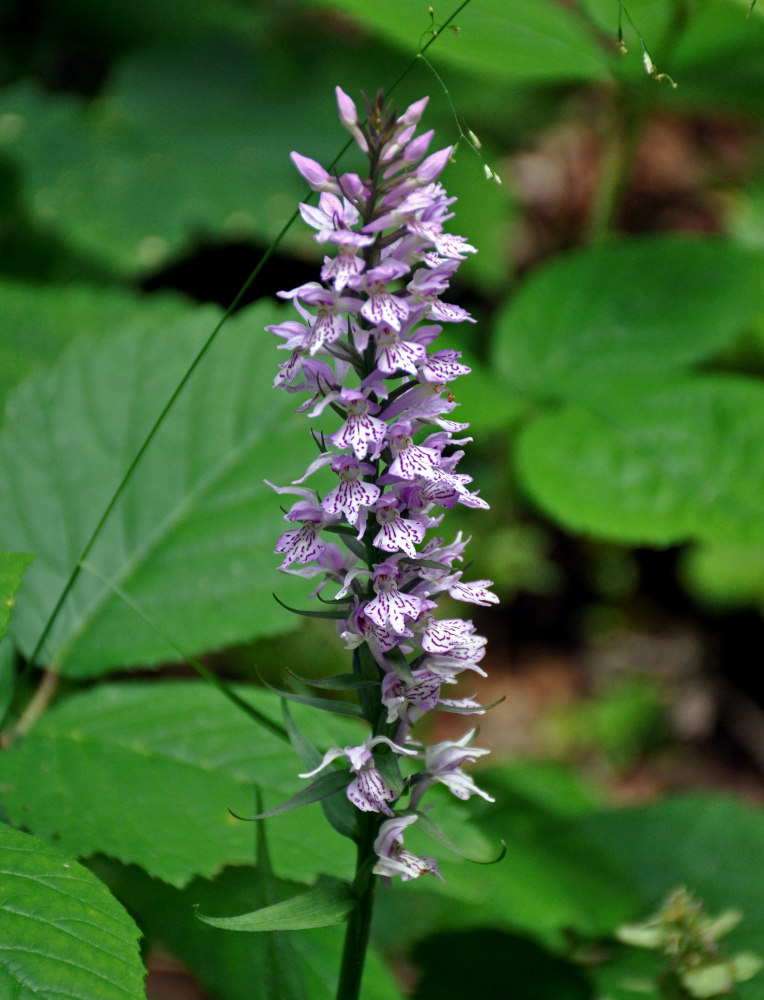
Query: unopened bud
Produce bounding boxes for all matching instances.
[641,43,655,76]
[467,129,482,150]
[483,164,502,185]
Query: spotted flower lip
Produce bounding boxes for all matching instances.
[271,89,497,882]
[372,814,443,883]
[299,736,418,817]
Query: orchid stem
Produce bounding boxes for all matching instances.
[336,813,381,1000]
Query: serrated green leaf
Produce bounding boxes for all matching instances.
[493,238,764,403]
[515,376,764,546]
[0,682,363,887]
[0,278,191,416]
[196,878,354,931]
[311,0,610,84]
[0,300,317,676]
[0,823,145,1000]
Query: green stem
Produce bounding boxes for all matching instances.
[586,83,635,244]
[336,813,381,1000]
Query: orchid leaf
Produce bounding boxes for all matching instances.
[287,670,379,692]
[281,702,358,841]
[233,769,351,822]
[196,878,354,932]
[415,811,506,865]
[273,593,352,620]
[259,673,365,719]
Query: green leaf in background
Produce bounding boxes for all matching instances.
[680,541,764,611]
[196,878,353,931]
[0,682,362,887]
[515,376,764,547]
[0,278,191,416]
[2,25,452,278]
[0,823,145,1000]
[0,551,33,642]
[312,0,610,84]
[0,41,343,276]
[670,0,764,116]
[0,299,317,676]
[91,860,404,1000]
[492,238,764,403]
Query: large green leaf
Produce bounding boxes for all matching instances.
[92,860,404,1000]
[0,42,342,276]
[0,823,145,1000]
[0,278,191,416]
[0,299,317,676]
[492,238,764,403]
[515,375,764,546]
[311,0,610,84]
[0,682,362,887]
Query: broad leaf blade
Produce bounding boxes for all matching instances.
[0,823,145,1000]
[493,238,764,403]
[0,300,315,676]
[0,278,191,416]
[310,0,609,84]
[196,879,354,931]
[0,682,363,887]
[515,376,764,546]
